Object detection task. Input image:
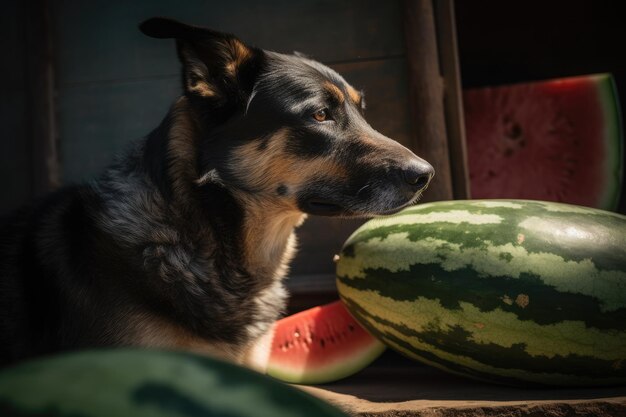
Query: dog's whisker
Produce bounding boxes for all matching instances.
[244,89,258,116]
[356,184,371,197]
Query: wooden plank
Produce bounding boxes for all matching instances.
[53,0,405,86]
[402,0,454,202]
[25,0,59,197]
[434,0,470,199]
[303,352,626,416]
[300,351,626,416]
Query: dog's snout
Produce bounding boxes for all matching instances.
[402,160,434,191]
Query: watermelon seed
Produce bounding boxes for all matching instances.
[320,339,326,348]
[348,324,355,332]
[504,122,523,140]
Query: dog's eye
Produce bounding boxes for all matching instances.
[312,109,328,122]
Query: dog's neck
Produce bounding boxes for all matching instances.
[158,98,306,282]
[235,194,306,280]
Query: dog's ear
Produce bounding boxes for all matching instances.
[140,17,261,105]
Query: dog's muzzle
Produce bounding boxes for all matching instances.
[399,159,435,194]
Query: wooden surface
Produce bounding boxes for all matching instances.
[433,0,469,200]
[402,0,453,202]
[25,0,59,197]
[301,352,626,417]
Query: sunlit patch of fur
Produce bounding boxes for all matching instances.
[224,38,252,76]
[235,192,305,280]
[324,81,345,103]
[347,85,362,106]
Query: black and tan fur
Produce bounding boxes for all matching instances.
[0,18,433,367]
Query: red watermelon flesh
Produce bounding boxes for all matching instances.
[266,301,385,384]
[463,74,623,210]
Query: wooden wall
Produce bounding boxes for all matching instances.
[49,0,413,298]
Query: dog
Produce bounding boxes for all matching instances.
[0,17,434,368]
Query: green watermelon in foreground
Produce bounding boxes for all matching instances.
[0,350,348,417]
[336,199,626,386]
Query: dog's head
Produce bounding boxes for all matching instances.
[140,18,434,217]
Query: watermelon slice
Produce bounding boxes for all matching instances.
[265,301,385,385]
[463,74,623,210]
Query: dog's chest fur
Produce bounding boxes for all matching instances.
[93,139,304,362]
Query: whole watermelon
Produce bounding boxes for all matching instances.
[0,349,348,417]
[336,199,626,386]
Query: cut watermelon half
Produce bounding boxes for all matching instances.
[266,301,385,385]
[463,73,623,210]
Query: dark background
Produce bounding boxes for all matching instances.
[1,0,624,298]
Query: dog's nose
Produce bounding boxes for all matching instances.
[402,160,434,192]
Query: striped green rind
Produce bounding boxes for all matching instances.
[0,350,348,417]
[336,199,626,386]
[596,74,624,211]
